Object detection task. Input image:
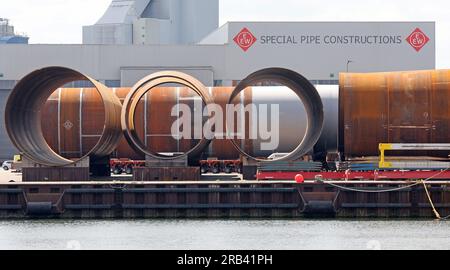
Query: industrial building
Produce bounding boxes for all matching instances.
[0,18,28,45]
[0,0,436,160]
[83,0,219,45]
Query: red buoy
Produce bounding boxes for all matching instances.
[295,174,305,183]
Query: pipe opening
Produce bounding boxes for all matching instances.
[5,67,122,167]
[227,68,324,162]
[121,71,214,160]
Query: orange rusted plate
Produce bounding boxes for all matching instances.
[340,69,450,158]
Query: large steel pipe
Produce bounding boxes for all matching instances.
[227,68,324,162]
[41,86,338,160]
[5,66,123,167]
[340,69,450,158]
[121,71,214,160]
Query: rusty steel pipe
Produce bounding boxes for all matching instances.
[339,69,450,158]
[5,67,123,167]
[227,68,324,162]
[121,71,214,160]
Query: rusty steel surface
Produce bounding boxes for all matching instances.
[228,68,324,162]
[4,180,450,185]
[22,167,90,182]
[42,86,337,160]
[121,71,214,160]
[2,180,450,219]
[133,167,201,181]
[147,87,201,154]
[42,87,242,160]
[209,87,243,159]
[340,69,450,158]
[41,90,60,153]
[114,87,146,160]
[61,88,83,158]
[5,67,123,167]
[42,88,140,159]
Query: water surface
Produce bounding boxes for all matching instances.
[0,219,448,250]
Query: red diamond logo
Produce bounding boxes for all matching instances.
[233,28,257,52]
[406,28,430,52]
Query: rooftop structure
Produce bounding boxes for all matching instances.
[0,18,28,44]
[83,0,219,45]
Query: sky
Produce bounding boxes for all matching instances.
[2,0,449,67]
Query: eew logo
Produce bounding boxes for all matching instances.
[406,28,430,52]
[233,28,257,52]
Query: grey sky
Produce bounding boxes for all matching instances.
[2,0,449,67]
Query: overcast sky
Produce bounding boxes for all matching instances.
[2,0,449,67]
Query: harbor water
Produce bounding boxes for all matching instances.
[0,219,449,250]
